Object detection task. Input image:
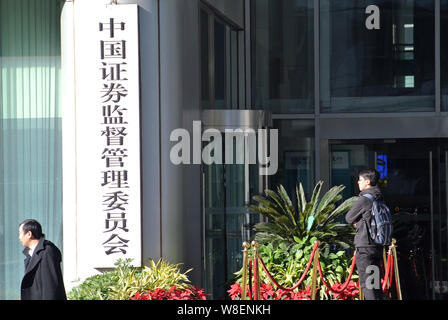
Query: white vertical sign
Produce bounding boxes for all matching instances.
[74,4,141,268]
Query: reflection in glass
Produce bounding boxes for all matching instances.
[271,120,315,200]
[441,1,448,110]
[214,18,229,109]
[330,139,448,300]
[200,10,240,110]
[203,162,225,299]
[203,134,261,299]
[0,0,63,300]
[320,0,435,113]
[200,9,210,108]
[251,0,314,113]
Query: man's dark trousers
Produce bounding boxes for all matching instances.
[356,246,383,300]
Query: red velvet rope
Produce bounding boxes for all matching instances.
[382,251,394,293]
[248,260,253,300]
[389,252,394,288]
[257,241,320,292]
[382,253,391,292]
[253,258,259,299]
[388,253,394,293]
[318,249,395,296]
[316,252,357,294]
[252,241,397,299]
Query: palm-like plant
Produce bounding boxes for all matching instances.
[250,181,357,249]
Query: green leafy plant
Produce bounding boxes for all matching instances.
[229,181,360,300]
[68,258,198,300]
[67,270,118,300]
[250,182,357,249]
[109,259,194,300]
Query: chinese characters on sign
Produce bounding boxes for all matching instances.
[96,7,141,265]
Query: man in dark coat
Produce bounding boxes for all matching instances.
[18,219,67,300]
[345,168,384,300]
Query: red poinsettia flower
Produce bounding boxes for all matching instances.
[227,282,242,300]
[327,281,360,300]
[131,286,208,301]
[260,283,276,300]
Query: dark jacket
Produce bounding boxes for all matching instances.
[345,186,383,248]
[21,238,67,300]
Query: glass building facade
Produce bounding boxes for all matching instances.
[442,0,448,110]
[320,0,435,113]
[250,0,447,300]
[252,0,438,114]
[0,0,64,300]
[252,0,315,114]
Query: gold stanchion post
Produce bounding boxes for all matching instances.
[311,241,320,300]
[252,241,261,300]
[241,241,250,300]
[390,239,403,300]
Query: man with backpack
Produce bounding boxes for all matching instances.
[346,168,392,300]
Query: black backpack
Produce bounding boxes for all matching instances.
[362,194,393,246]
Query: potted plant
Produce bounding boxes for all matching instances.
[229,181,359,300]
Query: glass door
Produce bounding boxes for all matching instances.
[330,139,448,300]
[202,133,262,299]
[432,145,448,299]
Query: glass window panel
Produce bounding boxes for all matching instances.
[0,0,63,300]
[200,10,239,110]
[320,0,435,113]
[200,9,210,109]
[230,30,238,109]
[251,0,314,114]
[441,1,448,110]
[271,120,315,199]
[214,18,229,109]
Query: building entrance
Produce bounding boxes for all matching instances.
[330,139,448,300]
[201,110,271,299]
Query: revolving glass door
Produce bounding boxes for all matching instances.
[201,110,270,299]
[203,155,261,299]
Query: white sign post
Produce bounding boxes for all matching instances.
[74,4,141,268]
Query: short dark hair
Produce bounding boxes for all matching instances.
[359,168,380,186]
[20,219,44,239]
